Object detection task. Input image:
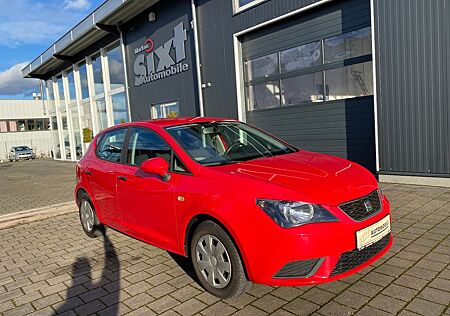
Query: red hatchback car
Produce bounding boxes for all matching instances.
[75,117,392,298]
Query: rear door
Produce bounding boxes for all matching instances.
[87,128,127,226]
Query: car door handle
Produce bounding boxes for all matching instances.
[118,176,127,181]
[85,170,92,176]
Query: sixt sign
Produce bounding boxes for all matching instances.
[133,22,189,87]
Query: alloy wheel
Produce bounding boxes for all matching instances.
[80,201,95,232]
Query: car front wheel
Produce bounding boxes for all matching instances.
[79,192,105,238]
[190,220,251,298]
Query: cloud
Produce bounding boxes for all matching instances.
[63,0,91,11]
[0,62,40,96]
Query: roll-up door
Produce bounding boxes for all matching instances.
[241,0,375,172]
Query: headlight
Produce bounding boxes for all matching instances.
[256,199,338,228]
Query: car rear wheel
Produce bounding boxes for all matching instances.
[79,192,105,238]
[190,221,251,298]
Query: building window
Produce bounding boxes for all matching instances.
[27,120,35,131]
[325,61,373,101]
[78,62,90,100]
[91,53,104,96]
[324,26,372,63]
[280,41,322,73]
[112,93,129,124]
[151,101,180,119]
[17,120,26,131]
[57,77,65,101]
[95,97,108,131]
[233,0,267,13]
[244,26,373,111]
[67,69,77,102]
[0,121,7,132]
[107,44,125,90]
[9,121,17,132]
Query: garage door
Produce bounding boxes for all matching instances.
[241,0,375,172]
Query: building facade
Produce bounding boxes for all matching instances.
[0,100,53,161]
[23,0,450,185]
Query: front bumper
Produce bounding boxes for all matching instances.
[243,196,392,286]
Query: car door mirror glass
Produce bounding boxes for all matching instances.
[140,157,170,181]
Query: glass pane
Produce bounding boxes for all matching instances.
[61,112,72,160]
[239,0,255,7]
[246,81,280,111]
[324,27,372,63]
[325,61,373,101]
[152,101,179,119]
[17,120,26,131]
[111,92,129,124]
[107,44,125,90]
[280,41,322,73]
[282,72,324,105]
[71,106,82,159]
[245,53,279,81]
[57,77,64,101]
[0,121,7,132]
[27,120,35,131]
[67,69,76,101]
[91,54,104,95]
[51,116,61,159]
[36,119,45,131]
[127,128,171,166]
[96,128,127,163]
[79,62,90,99]
[9,121,17,132]
[95,97,108,131]
[82,101,91,116]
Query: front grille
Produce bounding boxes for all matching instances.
[339,190,382,221]
[274,258,323,278]
[331,234,391,276]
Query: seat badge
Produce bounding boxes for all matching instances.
[177,196,185,202]
[364,200,373,212]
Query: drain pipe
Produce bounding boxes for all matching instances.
[191,0,205,117]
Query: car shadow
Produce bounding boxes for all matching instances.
[53,230,120,315]
[167,252,200,284]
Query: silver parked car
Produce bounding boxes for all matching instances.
[8,146,35,161]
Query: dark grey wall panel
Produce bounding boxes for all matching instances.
[374,0,450,176]
[197,0,321,118]
[246,97,376,172]
[122,0,199,121]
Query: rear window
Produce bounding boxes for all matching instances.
[96,128,127,163]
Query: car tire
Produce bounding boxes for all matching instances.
[79,192,105,238]
[190,220,251,299]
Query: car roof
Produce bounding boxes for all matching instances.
[115,117,238,128]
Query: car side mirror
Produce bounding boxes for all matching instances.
[140,157,171,182]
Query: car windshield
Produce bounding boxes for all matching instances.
[14,147,30,151]
[166,122,297,166]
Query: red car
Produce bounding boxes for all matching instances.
[75,117,392,298]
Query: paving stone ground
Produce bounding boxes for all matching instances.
[0,183,449,315]
[0,160,75,215]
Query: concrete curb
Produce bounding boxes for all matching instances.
[0,202,77,229]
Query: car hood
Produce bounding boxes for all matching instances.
[212,150,378,206]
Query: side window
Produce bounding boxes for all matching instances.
[96,128,127,163]
[127,128,171,166]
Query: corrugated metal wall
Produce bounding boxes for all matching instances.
[197,0,320,118]
[374,0,450,176]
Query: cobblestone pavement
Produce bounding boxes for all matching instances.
[0,160,75,216]
[0,183,449,316]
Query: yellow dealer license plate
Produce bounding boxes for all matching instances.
[356,215,391,250]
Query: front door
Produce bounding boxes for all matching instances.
[116,127,179,251]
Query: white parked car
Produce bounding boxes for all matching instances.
[8,146,35,161]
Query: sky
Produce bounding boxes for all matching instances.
[0,0,104,99]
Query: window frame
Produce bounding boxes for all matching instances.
[95,127,128,164]
[243,25,373,112]
[233,0,268,14]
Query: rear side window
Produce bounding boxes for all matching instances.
[96,128,127,163]
[126,127,171,166]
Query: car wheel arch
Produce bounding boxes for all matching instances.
[183,213,252,281]
[75,188,104,223]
